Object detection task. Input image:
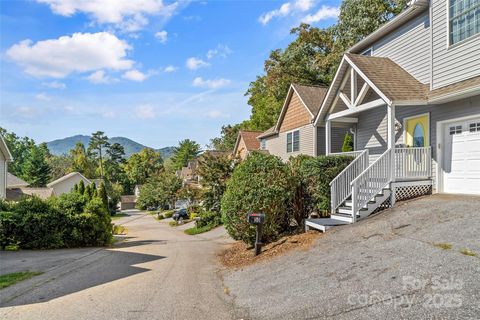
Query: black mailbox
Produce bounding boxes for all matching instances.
[247,212,265,256]
[248,212,265,225]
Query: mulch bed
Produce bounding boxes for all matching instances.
[218,231,321,269]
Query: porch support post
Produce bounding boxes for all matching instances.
[326,120,331,155]
[387,103,396,205]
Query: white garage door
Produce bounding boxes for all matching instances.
[443,117,480,195]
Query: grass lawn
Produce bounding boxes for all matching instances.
[184,224,217,235]
[0,271,42,289]
[111,213,129,220]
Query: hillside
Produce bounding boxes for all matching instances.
[46,135,174,158]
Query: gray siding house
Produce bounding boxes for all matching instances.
[258,83,349,161]
[308,0,480,231]
[0,135,13,200]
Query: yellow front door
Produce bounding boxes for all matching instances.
[405,114,429,147]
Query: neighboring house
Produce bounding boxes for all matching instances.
[47,172,92,196]
[258,84,349,162]
[0,135,13,200]
[5,172,55,201]
[176,159,200,187]
[7,187,54,201]
[233,131,263,160]
[7,172,29,189]
[120,195,137,210]
[308,0,480,231]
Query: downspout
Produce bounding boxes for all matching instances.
[430,0,434,90]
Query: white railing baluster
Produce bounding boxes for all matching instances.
[394,147,432,180]
[351,148,393,216]
[329,150,369,213]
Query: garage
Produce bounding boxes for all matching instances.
[442,116,480,195]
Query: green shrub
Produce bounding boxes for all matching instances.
[342,133,354,152]
[51,192,87,215]
[0,195,113,249]
[196,210,221,228]
[184,224,216,235]
[163,210,174,218]
[221,152,293,245]
[288,155,316,227]
[298,155,353,216]
[187,204,202,215]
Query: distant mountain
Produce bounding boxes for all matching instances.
[46,135,175,159]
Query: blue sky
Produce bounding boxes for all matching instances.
[1,0,340,148]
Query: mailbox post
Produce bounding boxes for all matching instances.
[247,212,265,256]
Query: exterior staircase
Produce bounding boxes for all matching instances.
[306,188,390,231]
[306,148,394,232]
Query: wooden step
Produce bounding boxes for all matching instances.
[305,218,350,232]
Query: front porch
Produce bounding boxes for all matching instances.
[307,54,434,232]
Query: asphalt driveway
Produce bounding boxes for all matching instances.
[0,210,236,320]
[222,194,480,320]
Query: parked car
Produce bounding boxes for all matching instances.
[147,206,159,211]
[172,208,189,221]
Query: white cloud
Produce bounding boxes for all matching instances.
[302,5,339,24]
[186,57,209,70]
[42,81,66,89]
[102,110,116,118]
[86,70,116,84]
[122,69,148,82]
[164,65,177,73]
[37,0,179,32]
[259,0,315,25]
[6,32,134,78]
[155,30,168,43]
[192,77,231,89]
[206,110,229,119]
[135,104,156,119]
[206,44,233,59]
[35,93,51,101]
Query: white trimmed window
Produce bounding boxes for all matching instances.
[449,0,480,45]
[287,130,300,153]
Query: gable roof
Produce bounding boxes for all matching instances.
[346,54,428,103]
[233,131,263,155]
[7,173,29,188]
[47,172,91,188]
[291,83,328,116]
[0,135,13,161]
[315,54,429,125]
[266,84,328,137]
[7,187,54,201]
[257,126,276,139]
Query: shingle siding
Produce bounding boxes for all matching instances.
[432,0,480,89]
[372,12,431,84]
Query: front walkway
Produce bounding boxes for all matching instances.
[223,194,480,319]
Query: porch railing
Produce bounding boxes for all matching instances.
[329,150,369,213]
[351,148,393,222]
[395,147,432,180]
[329,150,365,158]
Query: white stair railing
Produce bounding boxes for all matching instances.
[395,147,431,180]
[351,148,393,222]
[329,150,369,213]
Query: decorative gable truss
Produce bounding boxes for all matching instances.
[326,59,387,123]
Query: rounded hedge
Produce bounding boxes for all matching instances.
[221,152,293,245]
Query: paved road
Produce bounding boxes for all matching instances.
[224,194,480,320]
[0,211,237,320]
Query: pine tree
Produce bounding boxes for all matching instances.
[73,183,78,193]
[342,133,354,152]
[78,180,85,195]
[23,146,51,187]
[92,186,98,198]
[98,182,109,212]
[84,184,92,200]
